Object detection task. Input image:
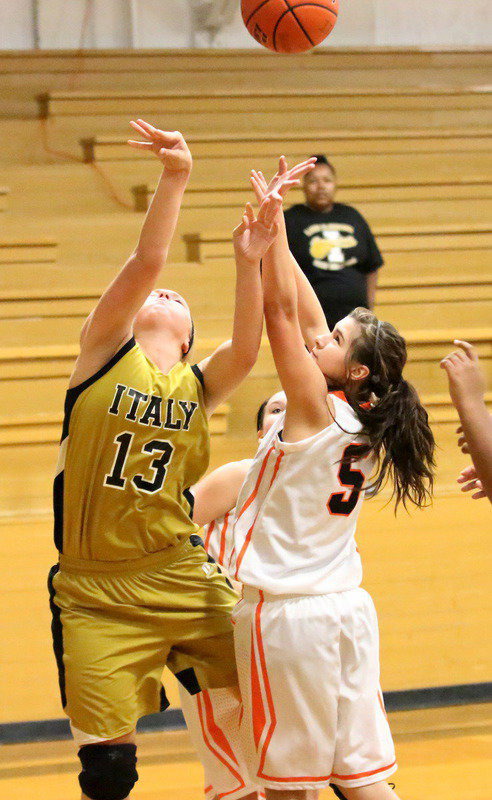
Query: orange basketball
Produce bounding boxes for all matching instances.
[241,0,339,53]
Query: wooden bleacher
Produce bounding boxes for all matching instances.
[37,87,492,146]
[3,48,491,111]
[81,126,492,163]
[0,48,491,728]
[0,238,57,265]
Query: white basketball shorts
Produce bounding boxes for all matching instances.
[232,586,397,791]
[179,684,263,800]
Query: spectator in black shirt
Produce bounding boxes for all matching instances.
[284,154,383,331]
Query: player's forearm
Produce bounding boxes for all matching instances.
[262,229,298,321]
[455,399,492,502]
[229,257,263,366]
[275,212,327,337]
[292,254,329,345]
[133,166,190,268]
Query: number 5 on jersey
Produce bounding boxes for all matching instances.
[328,443,367,517]
[104,431,174,494]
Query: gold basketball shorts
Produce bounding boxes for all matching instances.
[48,536,239,740]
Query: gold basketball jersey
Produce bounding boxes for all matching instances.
[54,338,210,561]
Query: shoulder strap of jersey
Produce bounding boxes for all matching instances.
[62,337,136,439]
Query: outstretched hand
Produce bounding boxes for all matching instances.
[457,464,487,499]
[440,340,486,410]
[250,155,317,206]
[128,119,192,173]
[233,194,282,264]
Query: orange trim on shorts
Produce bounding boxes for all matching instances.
[254,592,278,778]
[251,626,266,749]
[235,450,284,580]
[204,519,215,551]
[330,759,397,781]
[196,692,246,799]
[202,690,241,768]
[251,594,395,786]
[259,773,332,783]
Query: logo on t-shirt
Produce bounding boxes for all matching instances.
[305,223,358,271]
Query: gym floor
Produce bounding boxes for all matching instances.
[2,704,491,800]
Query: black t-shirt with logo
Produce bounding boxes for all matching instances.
[284,202,383,329]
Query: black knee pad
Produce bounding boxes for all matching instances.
[329,784,348,800]
[78,743,138,800]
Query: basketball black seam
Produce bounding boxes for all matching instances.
[245,0,275,27]
[272,3,338,51]
[281,0,315,47]
[287,2,338,17]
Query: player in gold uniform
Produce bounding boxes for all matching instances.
[47,120,313,800]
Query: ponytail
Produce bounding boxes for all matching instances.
[347,309,436,510]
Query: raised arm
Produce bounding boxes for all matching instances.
[258,179,334,442]
[441,340,492,504]
[251,159,329,350]
[71,121,192,386]
[197,196,282,415]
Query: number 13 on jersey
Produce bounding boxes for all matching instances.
[104,431,174,495]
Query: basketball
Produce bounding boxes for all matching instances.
[241,0,339,53]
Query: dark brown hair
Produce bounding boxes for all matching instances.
[256,398,269,432]
[346,308,435,510]
[306,154,336,178]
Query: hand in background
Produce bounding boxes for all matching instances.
[250,155,316,205]
[457,465,487,500]
[440,340,486,411]
[128,119,192,173]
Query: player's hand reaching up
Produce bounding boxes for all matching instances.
[440,340,486,412]
[128,119,192,173]
[250,155,317,205]
[233,195,281,265]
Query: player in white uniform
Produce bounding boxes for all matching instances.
[198,392,287,572]
[176,392,286,800]
[230,162,436,800]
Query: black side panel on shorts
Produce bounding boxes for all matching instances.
[47,564,67,708]
[160,686,170,712]
[53,473,64,553]
[176,667,202,695]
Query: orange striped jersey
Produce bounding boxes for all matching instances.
[53,338,209,561]
[232,393,374,595]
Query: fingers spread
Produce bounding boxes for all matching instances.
[130,120,153,139]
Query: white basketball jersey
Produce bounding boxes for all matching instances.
[232,393,374,595]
